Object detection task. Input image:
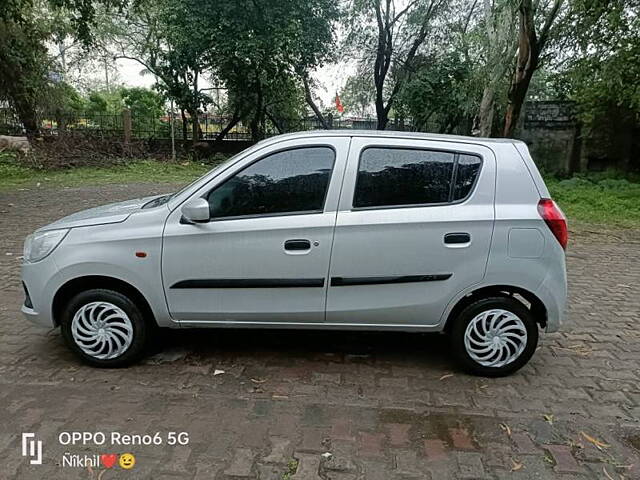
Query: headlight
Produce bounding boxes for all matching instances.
[23,229,69,263]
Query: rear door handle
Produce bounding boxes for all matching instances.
[444,232,471,244]
[284,239,311,251]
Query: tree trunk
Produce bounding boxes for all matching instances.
[502,0,562,137]
[14,97,39,137]
[373,0,392,130]
[301,73,328,129]
[568,121,582,175]
[181,108,188,143]
[212,108,242,146]
[250,78,264,141]
[190,108,201,148]
[375,89,389,130]
[477,86,496,137]
[265,110,286,134]
[191,70,200,149]
[503,68,535,137]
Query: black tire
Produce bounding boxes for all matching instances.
[449,296,539,377]
[60,289,151,367]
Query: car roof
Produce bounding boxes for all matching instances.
[258,129,524,146]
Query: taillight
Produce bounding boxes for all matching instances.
[537,198,568,250]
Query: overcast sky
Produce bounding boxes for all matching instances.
[115,58,354,109]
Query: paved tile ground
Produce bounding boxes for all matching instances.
[1,184,639,479]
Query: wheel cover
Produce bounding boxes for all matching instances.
[71,301,133,360]
[464,309,528,368]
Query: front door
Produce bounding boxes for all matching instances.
[162,137,350,324]
[326,137,496,327]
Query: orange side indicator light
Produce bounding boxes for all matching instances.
[135,251,147,258]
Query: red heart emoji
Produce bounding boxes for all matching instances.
[101,454,118,468]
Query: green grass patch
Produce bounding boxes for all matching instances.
[0,152,211,190]
[546,175,640,228]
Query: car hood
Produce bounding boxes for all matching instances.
[38,195,164,231]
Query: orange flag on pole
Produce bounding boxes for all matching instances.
[335,93,344,113]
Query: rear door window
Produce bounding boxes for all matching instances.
[353,147,481,208]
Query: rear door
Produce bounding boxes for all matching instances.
[326,136,496,327]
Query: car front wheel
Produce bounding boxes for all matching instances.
[61,289,150,367]
[450,296,539,377]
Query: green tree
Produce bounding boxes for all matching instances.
[502,0,566,137]
[0,10,50,135]
[555,0,640,170]
[0,0,131,135]
[192,0,339,139]
[107,0,337,143]
[474,0,518,136]
[398,51,477,133]
[120,87,165,119]
[84,89,123,114]
[339,72,375,117]
[344,0,449,129]
[562,0,640,122]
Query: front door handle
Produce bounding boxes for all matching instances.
[444,232,471,244]
[284,239,311,251]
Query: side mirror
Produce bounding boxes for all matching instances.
[181,198,210,223]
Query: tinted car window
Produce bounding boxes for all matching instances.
[207,147,334,219]
[354,148,455,208]
[453,154,482,200]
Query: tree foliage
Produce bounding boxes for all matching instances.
[0,5,54,134]
[344,0,449,129]
[561,0,640,124]
[398,51,478,133]
[2,0,640,145]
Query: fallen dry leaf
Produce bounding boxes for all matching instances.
[551,344,593,357]
[603,466,615,480]
[511,459,524,472]
[439,373,454,381]
[499,423,512,436]
[543,414,554,425]
[580,431,610,450]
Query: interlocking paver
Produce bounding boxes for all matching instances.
[545,444,584,474]
[291,453,322,480]
[1,184,640,479]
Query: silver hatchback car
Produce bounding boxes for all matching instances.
[21,131,567,375]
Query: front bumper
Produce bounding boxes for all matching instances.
[21,304,54,328]
[21,256,59,328]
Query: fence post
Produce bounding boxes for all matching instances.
[123,108,132,143]
[170,100,176,162]
[122,109,132,156]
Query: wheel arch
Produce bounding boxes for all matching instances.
[52,275,157,328]
[443,284,547,332]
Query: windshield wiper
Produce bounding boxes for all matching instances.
[142,194,172,209]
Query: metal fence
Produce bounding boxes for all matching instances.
[0,109,417,142]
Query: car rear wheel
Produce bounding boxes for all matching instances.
[450,296,539,377]
[61,289,150,367]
